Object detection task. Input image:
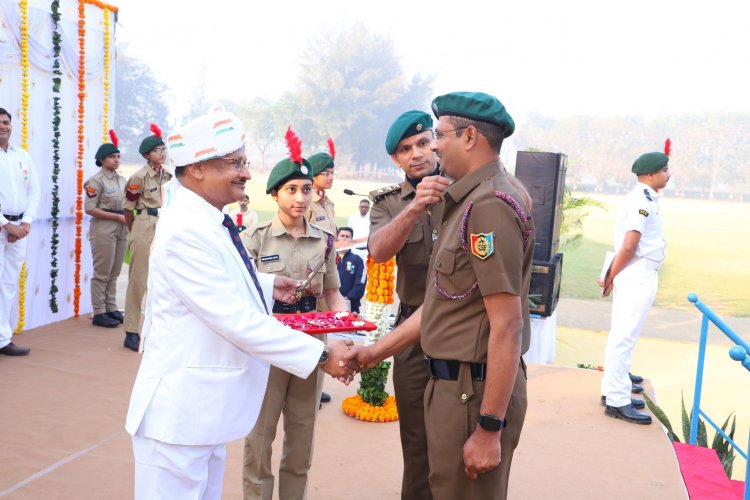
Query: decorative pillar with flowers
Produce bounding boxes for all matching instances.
[341,256,399,422]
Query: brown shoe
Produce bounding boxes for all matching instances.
[0,342,31,356]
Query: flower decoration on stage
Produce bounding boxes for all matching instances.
[664,137,671,157]
[73,0,87,316]
[327,137,336,159]
[13,263,27,334]
[49,0,63,313]
[83,0,119,11]
[341,256,399,422]
[101,6,111,142]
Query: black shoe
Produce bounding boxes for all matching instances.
[93,313,120,328]
[106,310,124,324]
[629,372,644,384]
[0,342,30,356]
[124,332,140,352]
[631,383,644,394]
[605,403,652,425]
[320,392,331,403]
[601,396,645,410]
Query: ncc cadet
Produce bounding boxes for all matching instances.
[599,145,671,425]
[367,109,451,500]
[240,132,345,500]
[346,92,535,500]
[84,131,128,328]
[122,124,172,351]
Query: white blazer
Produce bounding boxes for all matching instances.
[125,187,324,446]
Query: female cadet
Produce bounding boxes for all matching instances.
[240,130,345,500]
[84,130,128,328]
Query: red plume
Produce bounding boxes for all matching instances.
[664,138,671,156]
[109,129,119,148]
[150,123,163,139]
[285,126,303,164]
[327,137,336,159]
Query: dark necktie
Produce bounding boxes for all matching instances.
[222,215,269,314]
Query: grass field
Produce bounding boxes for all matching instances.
[122,162,750,317]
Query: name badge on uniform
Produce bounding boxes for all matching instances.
[149,187,158,193]
[470,232,495,260]
[260,255,280,263]
[315,216,326,222]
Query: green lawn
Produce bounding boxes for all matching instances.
[562,194,750,317]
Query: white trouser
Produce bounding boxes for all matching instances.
[601,258,659,407]
[132,428,227,500]
[0,224,27,348]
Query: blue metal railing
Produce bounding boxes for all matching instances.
[687,293,749,499]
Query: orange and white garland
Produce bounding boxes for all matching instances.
[14,0,29,334]
[73,0,86,316]
[364,256,395,343]
[101,7,111,142]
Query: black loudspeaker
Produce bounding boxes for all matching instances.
[515,152,567,262]
[529,253,563,317]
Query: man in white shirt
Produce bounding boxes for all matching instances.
[0,107,39,356]
[125,107,355,499]
[599,148,670,425]
[347,198,371,240]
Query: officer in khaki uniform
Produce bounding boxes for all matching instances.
[241,139,345,500]
[306,138,337,236]
[367,110,451,500]
[346,92,535,500]
[122,124,172,351]
[85,132,128,328]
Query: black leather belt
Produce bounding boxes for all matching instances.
[103,209,124,214]
[273,296,317,314]
[399,303,419,320]
[424,355,487,381]
[2,213,24,222]
[136,208,159,216]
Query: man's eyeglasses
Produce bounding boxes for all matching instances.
[434,127,467,140]
[319,171,335,177]
[219,156,251,171]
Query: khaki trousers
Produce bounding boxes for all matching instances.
[89,219,128,315]
[393,339,432,500]
[243,364,322,500]
[424,360,527,500]
[124,213,157,333]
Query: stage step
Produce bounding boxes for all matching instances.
[672,442,743,499]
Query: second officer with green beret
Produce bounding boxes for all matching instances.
[241,129,345,500]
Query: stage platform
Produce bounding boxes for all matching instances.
[0,318,687,499]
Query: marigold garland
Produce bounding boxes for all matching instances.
[83,0,118,11]
[14,0,30,333]
[73,0,86,316]
[49,0,62,313]
[365,255,395,304]
[342,395,398,423]
[101,7,110,141]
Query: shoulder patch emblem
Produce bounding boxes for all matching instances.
[128,183,141,192]
[85,186,97,198]
[643,189,653,201]
[470,232,495,259]
[639,209,649,217]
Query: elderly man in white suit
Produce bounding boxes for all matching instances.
[125,107,354,499]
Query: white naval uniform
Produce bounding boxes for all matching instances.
[0,143,40,347]
[125,187,324,499]
[601,182,666,407]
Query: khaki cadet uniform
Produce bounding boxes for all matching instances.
[240,216,339,500]
[306,192,337,236]
[122,165,172,334]
[84,169,128,315]
[369,180,436,500]
[421,160,535,500]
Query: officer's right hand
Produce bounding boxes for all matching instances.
[413,175,451,212]
[342,344,378,373]
[319,339,355,381]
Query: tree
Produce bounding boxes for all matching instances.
[234,96,299,172]
[114,48,170,163]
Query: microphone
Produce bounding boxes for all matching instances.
[343,189,368,196]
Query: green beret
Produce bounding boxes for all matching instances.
[632,152,669,175]
[385,110,433,154]
[431,91,515,138]
[266,158,313,194]
[95,143,119,166]
[139,135,165,156]
[308,152,334,176]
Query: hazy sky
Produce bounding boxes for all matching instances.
[118,0,750,123]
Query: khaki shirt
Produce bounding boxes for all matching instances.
[306,192,337,236]
[368,181,437,307]
[123,164,173,211]
[421,161,536,361]
[241,215,340,296]
[84,168,126,212]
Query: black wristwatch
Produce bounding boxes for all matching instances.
[318,345,329,365]
[477,413,507,432]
